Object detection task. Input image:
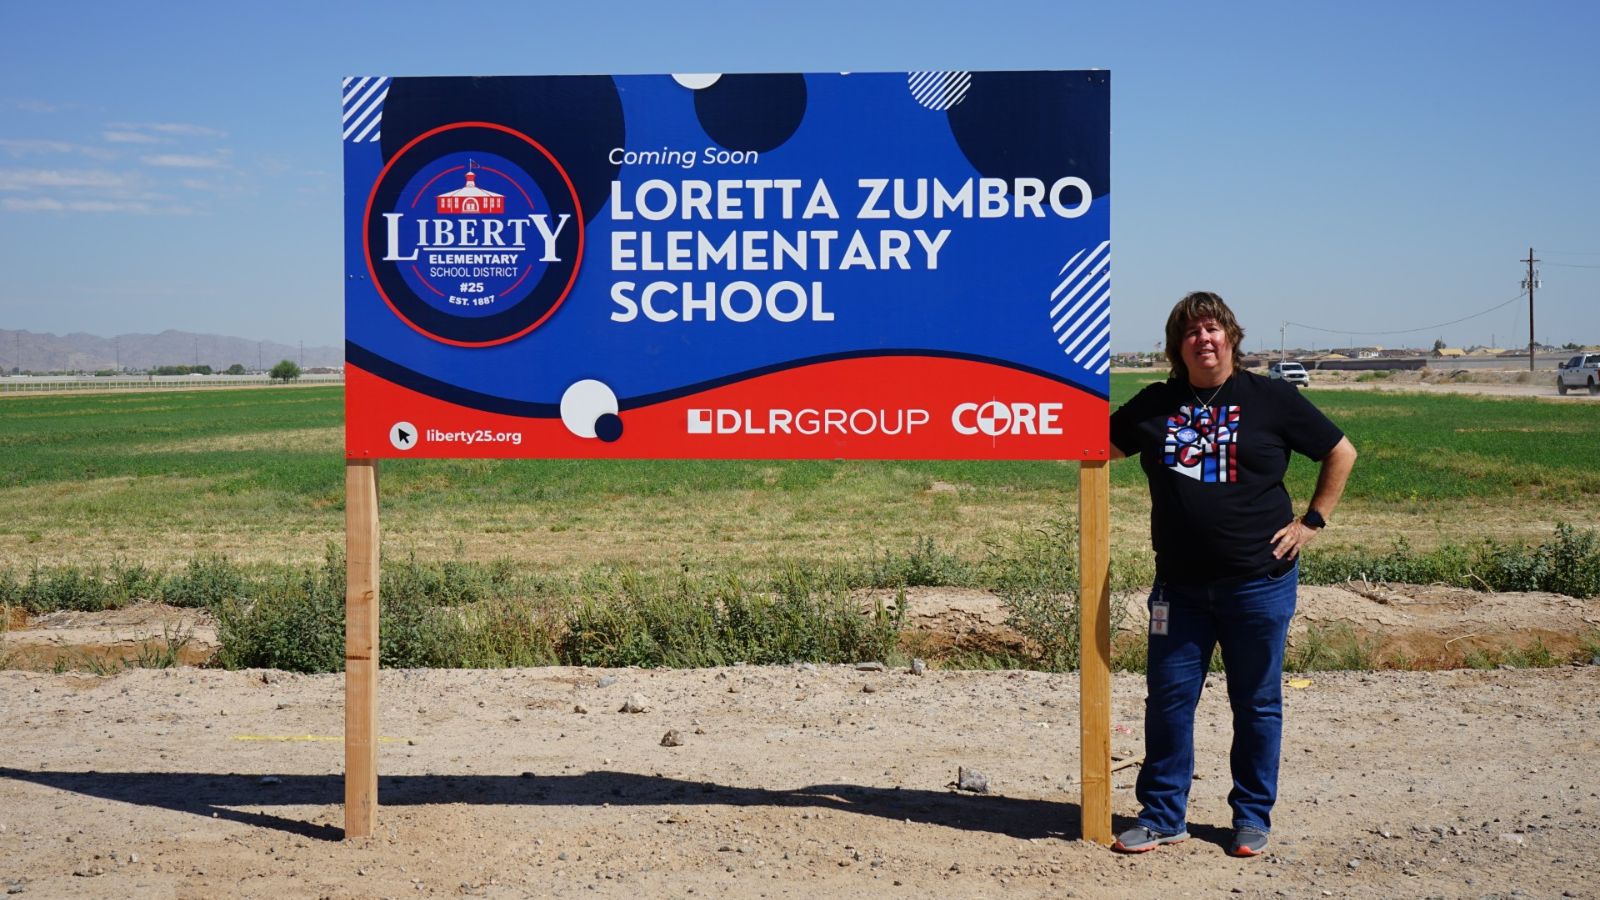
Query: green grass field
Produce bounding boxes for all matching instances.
[2,377,1597,578]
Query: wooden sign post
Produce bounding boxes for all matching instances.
[1078,459,1113,844]
[344,458,380,839]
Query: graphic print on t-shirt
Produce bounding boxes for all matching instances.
[1163,404,1240,482]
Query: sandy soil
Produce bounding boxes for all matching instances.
[3,589,1599,898]
[2,665,1597,899]
[1303,368,1600,401]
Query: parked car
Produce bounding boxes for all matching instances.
[1268,360,1310,387]
[1556,353,1600,395]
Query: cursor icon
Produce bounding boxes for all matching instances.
[389,421,418,451]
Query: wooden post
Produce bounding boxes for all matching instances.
[345,458,380,839]
[1078,459,1113,844]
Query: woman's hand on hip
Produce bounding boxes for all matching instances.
[1270,518,1318,560]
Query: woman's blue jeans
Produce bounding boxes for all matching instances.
[1134,564,1298,835]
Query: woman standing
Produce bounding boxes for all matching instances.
[1108,292,1356,857]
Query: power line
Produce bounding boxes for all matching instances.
[1286,290,1526,337]
[1541,261,1600,269]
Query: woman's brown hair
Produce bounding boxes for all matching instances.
[1165,291,1246,381]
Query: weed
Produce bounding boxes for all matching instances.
[861,536,972,589]
[212,551,346,673]
[1286,622,1378,672]
[558,570,902,668]
[1384,650,1419,671]
[1497,638,1560,669]
[131,625,195,669]
[1110,634,1148,673]
[1305,525,1600,598]
[21,564,117,613]
[986,519,1081,671]
[451,599,559,668]
[161,555,245,608]
[82,654,117,677]
[1580,631,1600,661]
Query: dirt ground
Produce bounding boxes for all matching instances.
[1300,368,1600,401]
[3,587,1599,898]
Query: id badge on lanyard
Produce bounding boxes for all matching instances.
[1150,586,1170,637]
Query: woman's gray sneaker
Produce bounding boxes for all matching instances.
[1229,826,1270,857]
[1112,825,1189,853]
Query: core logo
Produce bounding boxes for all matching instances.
[951,401,1064,436]
[364,122,585,347]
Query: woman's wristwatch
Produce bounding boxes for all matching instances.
[1302,509,1327,530]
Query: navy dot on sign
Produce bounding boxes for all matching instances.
[594,414,623,443]
[693,73,807,154]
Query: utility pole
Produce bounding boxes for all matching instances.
[1280,322,1286,361]
[1523,248,1539,372]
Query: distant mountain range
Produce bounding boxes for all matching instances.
[0,329,342,374]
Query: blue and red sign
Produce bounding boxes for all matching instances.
[343,71,1110,459]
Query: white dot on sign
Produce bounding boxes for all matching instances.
[560,380,618,439]
[672,74,722,90]
[389,421,417,451]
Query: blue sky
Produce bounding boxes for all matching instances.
[1,0,1595,352]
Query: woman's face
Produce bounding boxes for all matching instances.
[1180,316,1233,382]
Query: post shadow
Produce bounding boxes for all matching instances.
[2,766,1113,844]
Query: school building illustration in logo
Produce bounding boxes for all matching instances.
[435,171,504,215]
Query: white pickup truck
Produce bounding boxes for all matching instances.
[1556,353,1600,395]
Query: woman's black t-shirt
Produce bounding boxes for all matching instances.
[1108,371,1344,585]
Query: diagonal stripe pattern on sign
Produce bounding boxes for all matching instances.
[342,76,390,143]
[1050,241,1112,375]
[906,71,972,111]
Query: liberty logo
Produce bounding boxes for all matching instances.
[380,163,571,265]
[363,122,585,347]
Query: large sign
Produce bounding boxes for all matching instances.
[343,71,1110,459]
